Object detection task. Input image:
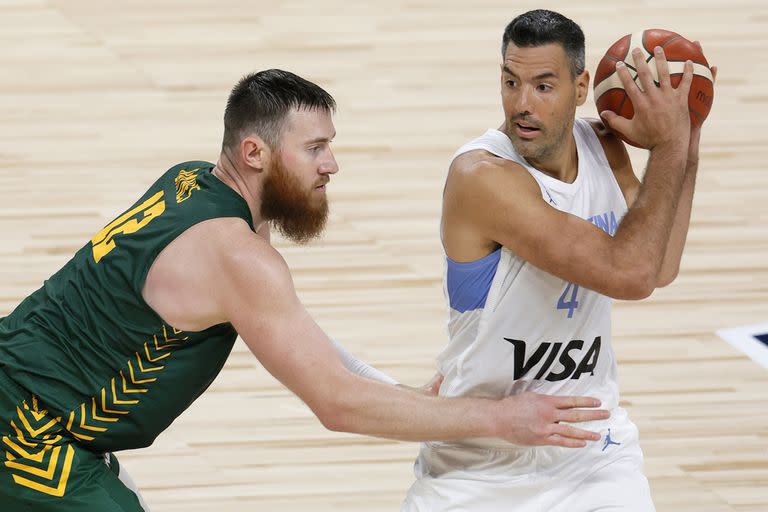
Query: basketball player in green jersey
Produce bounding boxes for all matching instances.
[0,69,611,511]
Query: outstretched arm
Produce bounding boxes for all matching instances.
[213,226,610,447]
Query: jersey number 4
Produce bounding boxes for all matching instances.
[557,282,580,318]
[91,191,166,263]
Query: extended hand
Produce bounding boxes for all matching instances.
[494,392,610,448]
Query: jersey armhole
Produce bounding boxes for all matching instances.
[580,119,630,210]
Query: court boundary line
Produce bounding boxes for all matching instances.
[717,322,768,370]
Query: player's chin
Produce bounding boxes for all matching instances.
[511,138,540,157]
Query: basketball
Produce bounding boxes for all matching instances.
[593,29,714,146]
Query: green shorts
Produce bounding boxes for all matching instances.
[0,367,147,511]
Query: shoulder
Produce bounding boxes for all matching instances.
[442,148,548,254]
[142,216,286,330]
[447,149,538,195]
[164,216,289,285]
[450,148,519,174]
[212,222,302,332]
[196,218,298,322]
[214,220,290,281]
[444,149,540,259]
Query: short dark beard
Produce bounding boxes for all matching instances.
[260,154,328,244]
[509,96,577,166]
[510,116,567,164]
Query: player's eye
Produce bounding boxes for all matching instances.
[537,83,552,92]
[505,80,516,88]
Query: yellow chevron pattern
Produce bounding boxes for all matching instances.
[100,387,129,416]
[144,340,170,363]
[109,377,138,407]
[10,421,36,448]
[62,324,188,443]
[4,434,50,463]
[3,396,73,497]
[2,325,188,497]
[7,445,75,497]
[136,350,164,372]
[91,397,118,423]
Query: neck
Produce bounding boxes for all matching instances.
[526,132,578,184]
[212,151,265,230]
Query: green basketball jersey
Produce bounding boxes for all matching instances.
[0,161,253,452]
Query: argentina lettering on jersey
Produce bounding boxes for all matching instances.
[588,211,619,236]
[436,119,635,452]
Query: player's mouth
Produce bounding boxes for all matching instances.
[514,122,541,139]
[315,179,329,191]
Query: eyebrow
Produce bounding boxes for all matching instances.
[306,133,336,144]
[502,66,558,81]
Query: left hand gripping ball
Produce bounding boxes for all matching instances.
[593,29,714,139]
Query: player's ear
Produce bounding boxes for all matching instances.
[575,69,590,106]
[241,135,270,172]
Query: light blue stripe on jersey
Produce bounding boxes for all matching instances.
[446,248,501,313]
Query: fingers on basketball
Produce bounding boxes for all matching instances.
[594,29,715,145]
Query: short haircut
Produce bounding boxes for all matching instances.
[222,69,336,150]
[501,10,585,77]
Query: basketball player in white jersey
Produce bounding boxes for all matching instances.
[402,10,714,511]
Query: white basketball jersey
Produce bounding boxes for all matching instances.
[438,118,630,450]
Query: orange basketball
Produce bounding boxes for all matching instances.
[593,29,714,146]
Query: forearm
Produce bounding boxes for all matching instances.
[657,158,698,285]
[611,140,689,291]
[258,318,494,441]
[322,374,497,441]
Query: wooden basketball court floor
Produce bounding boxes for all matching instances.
[0,1,766,510]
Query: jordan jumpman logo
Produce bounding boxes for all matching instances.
[602,428,621,452]
[544,188,557,206]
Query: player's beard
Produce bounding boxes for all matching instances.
[261,155,328,244]
[509,98,576,165]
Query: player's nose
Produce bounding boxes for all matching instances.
[514,85,534,114]
[320,150,339,175]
